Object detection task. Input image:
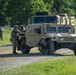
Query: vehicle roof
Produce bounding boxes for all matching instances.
[27,24,42,27]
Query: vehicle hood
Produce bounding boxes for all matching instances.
[44,33,76,38]
[57,33,76,37]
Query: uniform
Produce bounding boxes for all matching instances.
[38,36,48,54]
[10,25,20,54]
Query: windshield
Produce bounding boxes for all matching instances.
[58,27,71,33]
[34,17,45,23]
[46,16,57,23]
[34,16,57,23]
[46,27,56,33]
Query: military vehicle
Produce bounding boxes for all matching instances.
[17,12,76,55]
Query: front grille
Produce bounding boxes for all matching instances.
[64,37,74,41]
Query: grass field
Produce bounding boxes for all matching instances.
[0,29,11,46]
[0,56,76,75]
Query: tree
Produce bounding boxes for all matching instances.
[53,0,61,13]
[5,0,26,25]
[0,0,6,26]
[72,0,76,17]
[5,0,46,26]
[43,0,54,14]
[0,0,76,26]
[52,0,75,16]
[60,0,75,15]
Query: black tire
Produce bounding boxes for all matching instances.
[21,41,30,54]
[74,50,76,55]
[47,40,55,55]
[73,48,76,55]
[72,47,76,55]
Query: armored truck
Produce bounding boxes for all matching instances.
[17,12,76,55]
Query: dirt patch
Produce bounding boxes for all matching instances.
[0,46,40,62]
[0,46,74,62]
[0,46,15,62]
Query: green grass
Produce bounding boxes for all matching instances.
[0,29,11,46]
[0,56,76,75]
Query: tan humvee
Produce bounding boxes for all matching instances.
[17,12,76,55]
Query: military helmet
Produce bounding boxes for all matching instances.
[20,25,24,29]
[14,25,18,29]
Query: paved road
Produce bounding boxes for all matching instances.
[0,46,74,72]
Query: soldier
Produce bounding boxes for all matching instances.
[10,25,20,54]
[38,36,48,55]
[0,27,3,40]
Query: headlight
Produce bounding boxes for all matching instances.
[60,38,64,41]
[51,36,54,38]
[51,36,57,39]
[74,38,76,41]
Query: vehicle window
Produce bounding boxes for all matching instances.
[34,17,45,23]
[46,27,56,33]
[34,28,41,34]
[46,16,57,23]
[34,16,57,23]
[58,27,71,33]
[29,27,41,34]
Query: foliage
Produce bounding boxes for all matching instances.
[0,0,76,26]
[4,0,46,26]
[0,56,76,75]
[0,0,6,26]
[0,11,6,26]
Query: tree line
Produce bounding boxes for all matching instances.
[0,0,76,26]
